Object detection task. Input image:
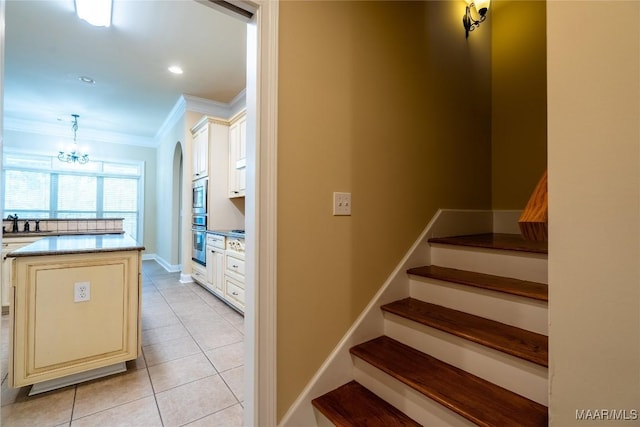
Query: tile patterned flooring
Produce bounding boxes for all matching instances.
[0,260,245,426]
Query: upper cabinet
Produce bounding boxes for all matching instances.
[191,118,211,180]
[228,111,247,198]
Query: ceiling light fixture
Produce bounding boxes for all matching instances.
[75,0,112,27]
[168,65,184,75]
[463,0,490,38]
[58,114,89,165]
[78,76,95,84]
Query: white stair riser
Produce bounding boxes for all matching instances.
[410,277,548,335]
[384,315,548,405]
[430,245,548,284]
[312,409,338,427]
[353,358,477,427]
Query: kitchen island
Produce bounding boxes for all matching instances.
[6,234,144,394]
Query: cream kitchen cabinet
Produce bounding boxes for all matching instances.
[2,236,40,314]
[191,261,206,285]
[205,234,225,298]
[224,237,245,312]
[191,121,209,180]
[228,111,246,198]
[8,235,143,391]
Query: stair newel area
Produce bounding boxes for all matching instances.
[312,231,548,427]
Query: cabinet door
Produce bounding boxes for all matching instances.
[212,249,225,295]
[192,126,208,180]
[228,113,246,198]
[236,117,246,195]
[206,248,214,285]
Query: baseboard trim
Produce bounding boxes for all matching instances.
[142,254,181,273]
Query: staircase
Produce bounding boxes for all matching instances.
[312,233,548,426]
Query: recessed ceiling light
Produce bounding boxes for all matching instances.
[168,66,183,75]
[78,76,95,84]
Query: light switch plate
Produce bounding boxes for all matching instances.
[333,192,351,216]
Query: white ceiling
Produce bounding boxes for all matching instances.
[4,0,247,147]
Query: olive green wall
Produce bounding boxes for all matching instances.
[491,0,547,209]
[276,0,492,419]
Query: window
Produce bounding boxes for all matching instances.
[3,153,143,240]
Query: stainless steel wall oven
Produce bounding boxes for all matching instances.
[192,177,208,266]
[192,178,207,215]
[192,214,207,266]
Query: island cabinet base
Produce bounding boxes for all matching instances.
[9,250,142,389]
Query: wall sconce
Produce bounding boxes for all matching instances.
[463,0,490,38]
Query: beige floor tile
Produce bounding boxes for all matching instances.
[71,396,162,427]
[221,366,244,402]
[1,386,75,427]
[178,308,225,326]
[190,325,243,351]
[169,299,215,317]
[142,336,201,366]
[205,341,244,372]
[156,375,237,427]
[73,368,153,419]
[185,403,244,426]
[142,323,190,347]
[148,353,216,393]
[141,311,182,331]
[160,291,204,307]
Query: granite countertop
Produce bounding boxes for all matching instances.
[7,234,144,257]
[3,231,124,238]
[207,230,246,239]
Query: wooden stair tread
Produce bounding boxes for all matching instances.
[351,336,548,427]
[407,265,548,302]
[311,380,421,427]
[382,298,548,367]
[428,233,548,254]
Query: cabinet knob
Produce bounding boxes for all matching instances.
[232,291,239,296]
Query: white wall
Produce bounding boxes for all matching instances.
[547,1,640,425]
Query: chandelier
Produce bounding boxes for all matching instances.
[58,114,89,164]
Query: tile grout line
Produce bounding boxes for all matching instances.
[144,267,243,422]
[142,271,166,427]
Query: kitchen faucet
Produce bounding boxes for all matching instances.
[7,214,19,233]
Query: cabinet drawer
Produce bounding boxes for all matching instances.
[225,277,245,308]
[225,254,245,277]
[206,234,225,250]
[192,262,206,284]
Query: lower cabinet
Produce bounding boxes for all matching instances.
[206,246,225,297]
[194,234,245,314]
[191,262,206,285]
[223,237,245,313]
[10,250,141,388]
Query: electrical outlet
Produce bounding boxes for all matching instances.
[74,282,91,302]
[333,192,352,216]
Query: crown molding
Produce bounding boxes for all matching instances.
[3,117,156,148]
[5,92,248,149]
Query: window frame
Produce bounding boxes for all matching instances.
[2,151,144,241]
